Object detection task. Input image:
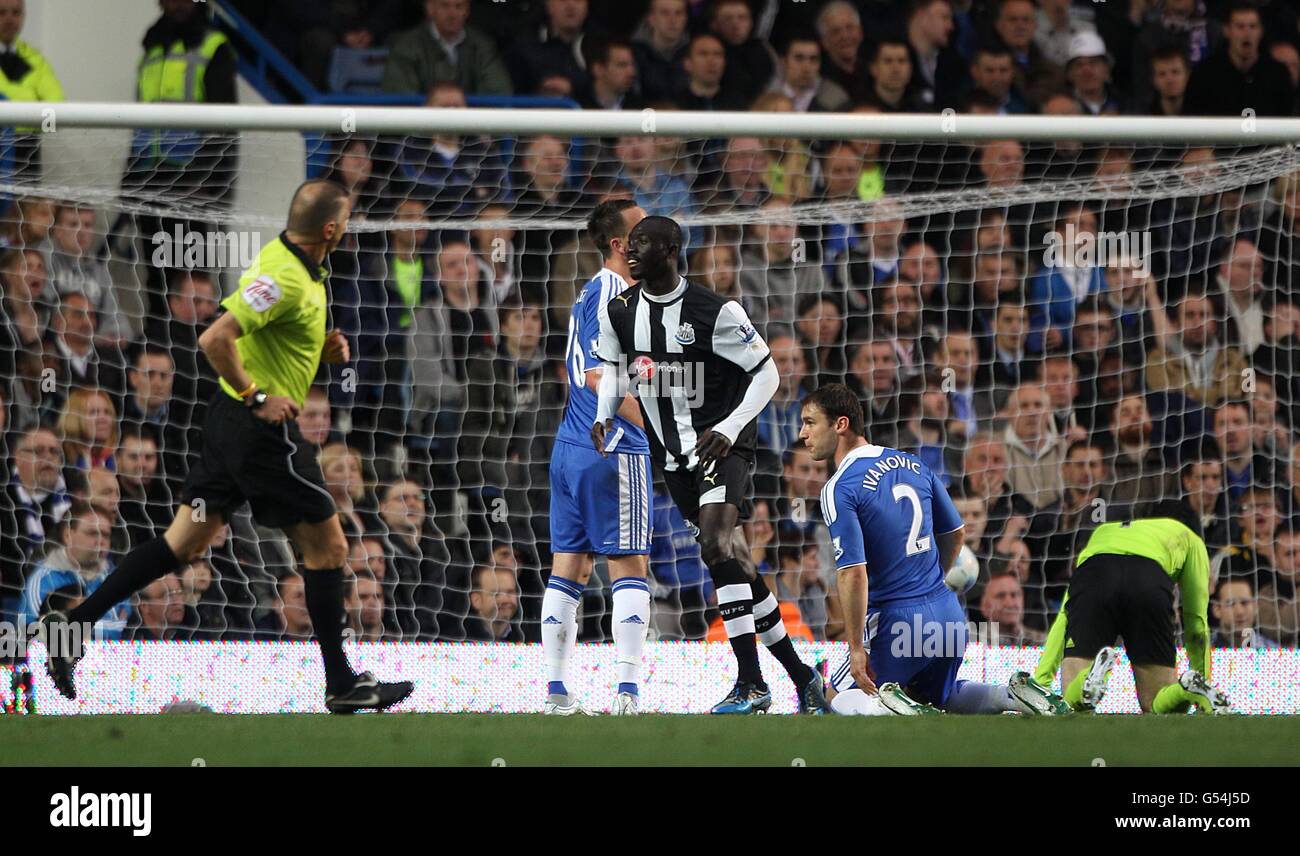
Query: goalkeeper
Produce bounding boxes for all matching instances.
[40,179,412,714]
[1034,499,1230,714]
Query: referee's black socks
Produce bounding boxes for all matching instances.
[303,566,356,695]
[69,536,181,626]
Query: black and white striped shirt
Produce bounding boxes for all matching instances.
[597,276,771,472]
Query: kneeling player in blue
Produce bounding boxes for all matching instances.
[544,200,653,715]
[798,384,1070,716]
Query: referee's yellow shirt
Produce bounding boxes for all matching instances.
[218,232,327,408]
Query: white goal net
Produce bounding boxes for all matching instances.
[2,107,1299,659]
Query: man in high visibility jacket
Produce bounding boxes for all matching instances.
[126,0,238,204]
[0,0,65,177]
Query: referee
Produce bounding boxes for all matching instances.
[42,180,413,713]
[1034,500,1230,714]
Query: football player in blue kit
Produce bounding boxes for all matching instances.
[798,384,1070,716]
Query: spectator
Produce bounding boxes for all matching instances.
[463,563,523,642]
[179,557,227,639]
[379,478,449,640]
[1214,400,1274,504]
[57,388,118,473]
[672,33,745,111]
[795,294,848,388]
[709,0,777,107]
[1136,44,1192,116]
[1145,293,1248,408]
[1001,382,1067,510]
[1181,455,1230,549]
[46,293,127,407]
[322,136,382,219]
[1183,0,1293,117]
[1034,0,1097,69]
[256,572,313,641]
[0,248,53,372]
[142,268,219,405]
[774,535,829,640]
[125,0,237,206]
[1132,0,1219,108]
[878,279,929,381]
[899,236,949,329]
[816,0,869,103]
[19,504,127,639]
[836,197,907,323]
[76,465,126,558]
[863,37,918,113]
[754,333,807,461]
[1,427,70,610]
[512,135,585,302]
[691,240,744,303]
[631,0,689,102]
[1040,438,1105,583]
[770,33,850,114]
[1260,526,1299,645]
[121,345,187,484]
[129,572,189,641]
[613,134,696,223]
[990,0,1064,108]
[695,136,771,211]
[848,338,903,447]
[1065,31,1121,115]
[348,570,387,642]
[907,0,965,109]
[895,372,964,485]
[1248,375,1291,461]
[1104,392,1181,515]
[960,433,1036,575]
[471,202,522,304]
[1028,203,1106,354]
[1232,484,1283,571]
[319,443,376,538]
[298,386,336,449]
[0,0,64,177]
[579,37,640,110]
[1039,353,1086,442]
[266,0,402,92]
[738,199,824,333]
[1212,238,1266,357]
[940,330,995,435]
[508,0,598,97]
[381,0,512,96]
[976,298,1029,399]
[47,204,128,347]
[115,426,171,551]
[392,83,507,216]
[1211,576,1280,648]
[978,572,1045,645]
[965,44,1032,114]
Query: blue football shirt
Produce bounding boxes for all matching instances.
[554,268,649,453]
[821,443,963,605]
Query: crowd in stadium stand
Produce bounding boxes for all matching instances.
[2,0,1300,654]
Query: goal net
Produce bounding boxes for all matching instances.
[2,109,1299,656]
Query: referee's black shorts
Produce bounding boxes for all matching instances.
[1063,553,1176,668]
[178,391,337,530]
[662,452,754,526]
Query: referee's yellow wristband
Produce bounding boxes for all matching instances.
[235,382,259,400]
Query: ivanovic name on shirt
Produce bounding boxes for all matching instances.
[859,453,922,491]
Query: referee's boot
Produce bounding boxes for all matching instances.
[710,680,772,714]
[1008,671,1073,716]
[796,664,832,714]
[37,611,83,701]
[325,672,414,714]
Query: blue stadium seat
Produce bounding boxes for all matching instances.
[327,47,389,95]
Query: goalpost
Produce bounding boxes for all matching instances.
[2,103,1299,713]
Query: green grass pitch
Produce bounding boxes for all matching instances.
[4,714,1298,766]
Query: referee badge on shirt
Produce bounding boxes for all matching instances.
[241,276,282,312]
[674,322,696,345]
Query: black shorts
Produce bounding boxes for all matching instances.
[1063,553,1176,668]
[662,453,754,526]
[178,391,337,530]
